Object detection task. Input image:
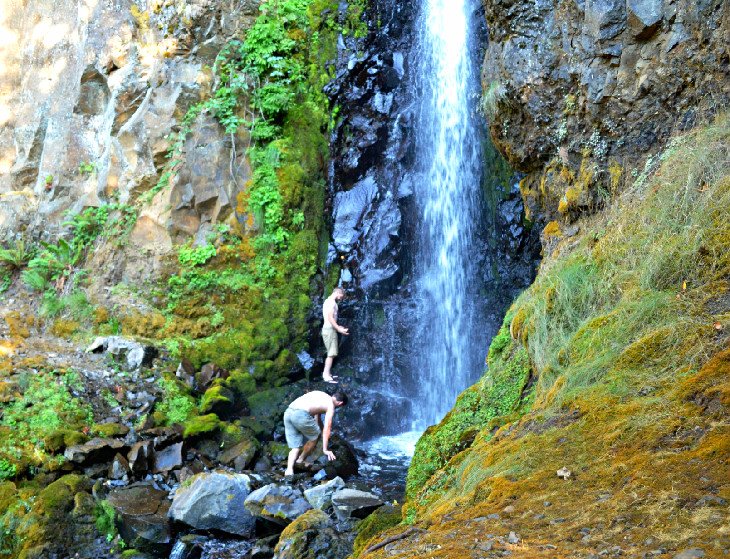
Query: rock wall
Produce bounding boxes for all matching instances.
[481,0,729,227]
[0,0,259,268]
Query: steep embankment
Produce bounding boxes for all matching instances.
[355,114,730,558]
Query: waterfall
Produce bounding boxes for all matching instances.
[412,0,484,427]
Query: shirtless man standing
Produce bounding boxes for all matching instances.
[283,390,348,476]
[322,287,349,383]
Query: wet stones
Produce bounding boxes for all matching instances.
[169,471,255,537]
[303,476,346,510]
[331,488,383,521]
[273,509,353,559]
[244,484,312,526]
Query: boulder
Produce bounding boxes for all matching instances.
[153,442,183,473]
[331,489,383,521]
[303,477,345,510]
[64,438,126,465]
[244,484,312,526]
[127,441,154,473]
[109,453,131,480]
[168,471,255,537]
[220,437,260,472]
[86,336,157,370]
[273,509,353,559]
[107,483,172,554]
[627,0,663,39]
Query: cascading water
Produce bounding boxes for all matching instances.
[412,0,485,427]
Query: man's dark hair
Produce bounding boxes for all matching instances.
[333,390,348,405]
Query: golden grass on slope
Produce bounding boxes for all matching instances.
[363,114,730,558]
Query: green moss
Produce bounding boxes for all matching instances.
[183,414,221,439]
[199,384,235,415]
[406,321,532,503]
[352,506,402,558]
[91,423,128,438]
[266,441,290,462]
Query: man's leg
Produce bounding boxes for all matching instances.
[323,356,335,381]
[286,447,301,476]
[295,438,318,465]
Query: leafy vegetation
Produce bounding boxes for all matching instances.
[150,0,357,378]
[0,370,93,472]
[153,377,196,426]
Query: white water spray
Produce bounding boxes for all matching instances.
[414,0,483,427]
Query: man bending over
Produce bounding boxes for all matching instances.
[283,390,348,476]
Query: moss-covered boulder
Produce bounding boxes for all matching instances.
[352,505,402,558]
[273,508,353,559]
[11,475,98,559]
[182,413,221,439]
[198,384,235,416]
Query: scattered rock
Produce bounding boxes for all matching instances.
[273,509,353,559]
[220,437,260,472]
[674,550,705,559]
[109,453,131,480]
[153,442,183,473]
[331,488,383,521]
[169,471,255,537]
[107,483,172,553]
[64,438,126,465]
[557,467,572,480]
[507,531,520,544]
[245,483,312,526]
[304,476,346,510]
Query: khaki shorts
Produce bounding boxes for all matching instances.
[283,407,320,448]
[322,328,338,357]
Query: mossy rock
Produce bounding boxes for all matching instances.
[224,370,257,399]
[183,413,221,439]
[266,441,290,462]
[92,422,130,438]
[247,385,296,434]
[43,429,88,453]
[199,385,235,416]
[352,505,402,558]
[238,416,266,438]
[13,475,93,558]
[0,480,18,512]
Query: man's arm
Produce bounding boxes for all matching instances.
[326,307,349,335]
[321,405,336,461]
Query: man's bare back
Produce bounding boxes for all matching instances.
[289,390,334,416]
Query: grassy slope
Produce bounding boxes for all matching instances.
[356,115,730,557]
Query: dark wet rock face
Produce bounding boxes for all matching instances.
[326,0,539,438]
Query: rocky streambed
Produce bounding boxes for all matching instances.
[0,304,410,559]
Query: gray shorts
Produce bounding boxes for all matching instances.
[283,407,320,449]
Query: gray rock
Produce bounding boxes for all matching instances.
[273,509,353,559]
[585,0,626,41]
[332,175,378,253]
[508,531,520,544]
[674,550,705,559]
[107,483,172,553]
[331,488,383,521]
[153,442,183,473]
[128,441,154,473]
[64,438,126,465]
[627,0,663,39]
[109,453,131,480]
[303,477,346,510]
[169,471,255,537]
[245,483,312,526]
[86,336,157,370]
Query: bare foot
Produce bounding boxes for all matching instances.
[285,468,294,476]
[323,375,339,383]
